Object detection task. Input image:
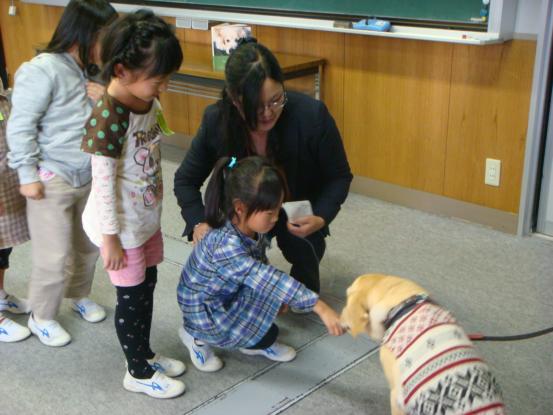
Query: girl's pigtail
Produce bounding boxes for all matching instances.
[205,157,231,229]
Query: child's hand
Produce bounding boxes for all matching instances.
[313,300,345,336]
[86,81,105,104]
[20,182,44,200]
[102,234,126,271]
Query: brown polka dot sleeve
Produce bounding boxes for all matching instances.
[81,94,130,159]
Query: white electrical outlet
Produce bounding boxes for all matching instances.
[191,19,209,30]
[176,17,191,29]
[485,158,501,186]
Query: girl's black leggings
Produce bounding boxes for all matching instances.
[114,266,157,379]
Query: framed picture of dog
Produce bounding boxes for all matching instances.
[211,23,252,71]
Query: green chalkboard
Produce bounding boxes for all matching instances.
[139,0,486,27]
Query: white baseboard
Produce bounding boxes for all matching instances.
[350,176,518,234]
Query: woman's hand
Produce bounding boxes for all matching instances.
[313,300,344,336]
[102,234,126,271]
[286,215,325,238]
[278,304,289,315]
[20,182,45,200]
[192,222,211,244]
[86,81,105,104]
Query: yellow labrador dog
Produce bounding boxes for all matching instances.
[341,274,505,415]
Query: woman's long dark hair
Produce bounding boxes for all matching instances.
[42,0,116,71]
[219,39,284,159]
[100,10,183,83]
[205,156,288,229]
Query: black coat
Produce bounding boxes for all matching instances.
[173,91,353,237]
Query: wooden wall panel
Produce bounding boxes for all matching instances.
[0,0,63,85]
[344,35,453,194]
[256,26,345,132]
[187,95,214,136]
[159,90,190,135]
[443,40,536,213]
[0,2,538,213]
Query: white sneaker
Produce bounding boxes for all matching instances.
[239,341,296,362]
[0,314,31,342]
[123,370,185,399]
[0,294,31,314]
[178,326,223,372]
[27,314,71,347]
[147,354,186,377]
[71,298,106,323]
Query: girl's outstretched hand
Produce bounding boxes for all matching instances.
[313,299,345,336]
[102,234,126,271]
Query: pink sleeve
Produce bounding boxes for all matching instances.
[91,154,120,235]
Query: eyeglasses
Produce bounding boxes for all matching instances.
[257,91,287,115]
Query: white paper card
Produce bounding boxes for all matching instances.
[282,200,313,222]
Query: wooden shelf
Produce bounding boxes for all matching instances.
[178,42,324,80]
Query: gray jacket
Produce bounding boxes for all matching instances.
[7,52,93,187]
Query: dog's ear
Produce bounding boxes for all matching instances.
[341,291,371,337]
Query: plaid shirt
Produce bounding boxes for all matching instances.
[177,221,318,349]
[0,87,29,249]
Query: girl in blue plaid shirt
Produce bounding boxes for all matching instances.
[177,156,343,372]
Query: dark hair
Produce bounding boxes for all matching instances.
[205,156,288,229]
[220,39,284,158]
[42,0,116,71]
[100,10,183,82]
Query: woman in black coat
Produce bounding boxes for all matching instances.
[174,40,352,294]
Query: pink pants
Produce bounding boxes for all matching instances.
[102,230,163,287]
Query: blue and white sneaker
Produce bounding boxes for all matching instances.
[123,370,185,399]
[0,314,31,342]
[147,354,186,377]
[0,294,30,314]
[239,341,296,362]
[27,313,71,347]
[71,298,106,323]
[178,326,223,372]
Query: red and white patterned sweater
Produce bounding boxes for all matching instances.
[382,301,505,415]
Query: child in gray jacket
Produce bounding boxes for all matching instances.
[7,0,116,347]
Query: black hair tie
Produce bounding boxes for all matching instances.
[86,63,100,78]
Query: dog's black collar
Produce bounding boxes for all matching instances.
[383,294,430,331]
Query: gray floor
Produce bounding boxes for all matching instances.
[2,145,553,414]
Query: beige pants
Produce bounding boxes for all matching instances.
[26,176,99,320]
